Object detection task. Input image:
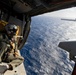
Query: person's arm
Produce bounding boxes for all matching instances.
[9,40,15,49]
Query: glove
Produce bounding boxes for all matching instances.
[14,51,19,57]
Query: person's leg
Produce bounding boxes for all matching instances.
[3,51,24,70]
[8,56,24,70]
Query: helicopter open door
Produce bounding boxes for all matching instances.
[0,10,31,75]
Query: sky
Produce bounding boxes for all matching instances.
[39,7,76,19]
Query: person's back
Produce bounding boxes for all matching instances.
[0,33,9,43]
[0,21,10,62]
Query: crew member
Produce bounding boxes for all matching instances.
[0,23,24,73]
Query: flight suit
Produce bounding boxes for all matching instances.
[0,20,24,70]
[0,34,24,70]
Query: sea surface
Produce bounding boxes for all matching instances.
[21,16,76,75]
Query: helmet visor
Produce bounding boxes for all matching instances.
[8,29,17,35]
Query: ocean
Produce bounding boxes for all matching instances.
[21,16,76,75]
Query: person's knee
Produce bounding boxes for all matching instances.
[17,56,24,63]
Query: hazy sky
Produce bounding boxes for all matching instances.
[39,7,76,19]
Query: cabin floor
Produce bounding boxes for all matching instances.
[4,63,26,75]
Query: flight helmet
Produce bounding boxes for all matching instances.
[5,24,18,35]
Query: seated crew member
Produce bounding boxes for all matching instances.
[0,23,24,73]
